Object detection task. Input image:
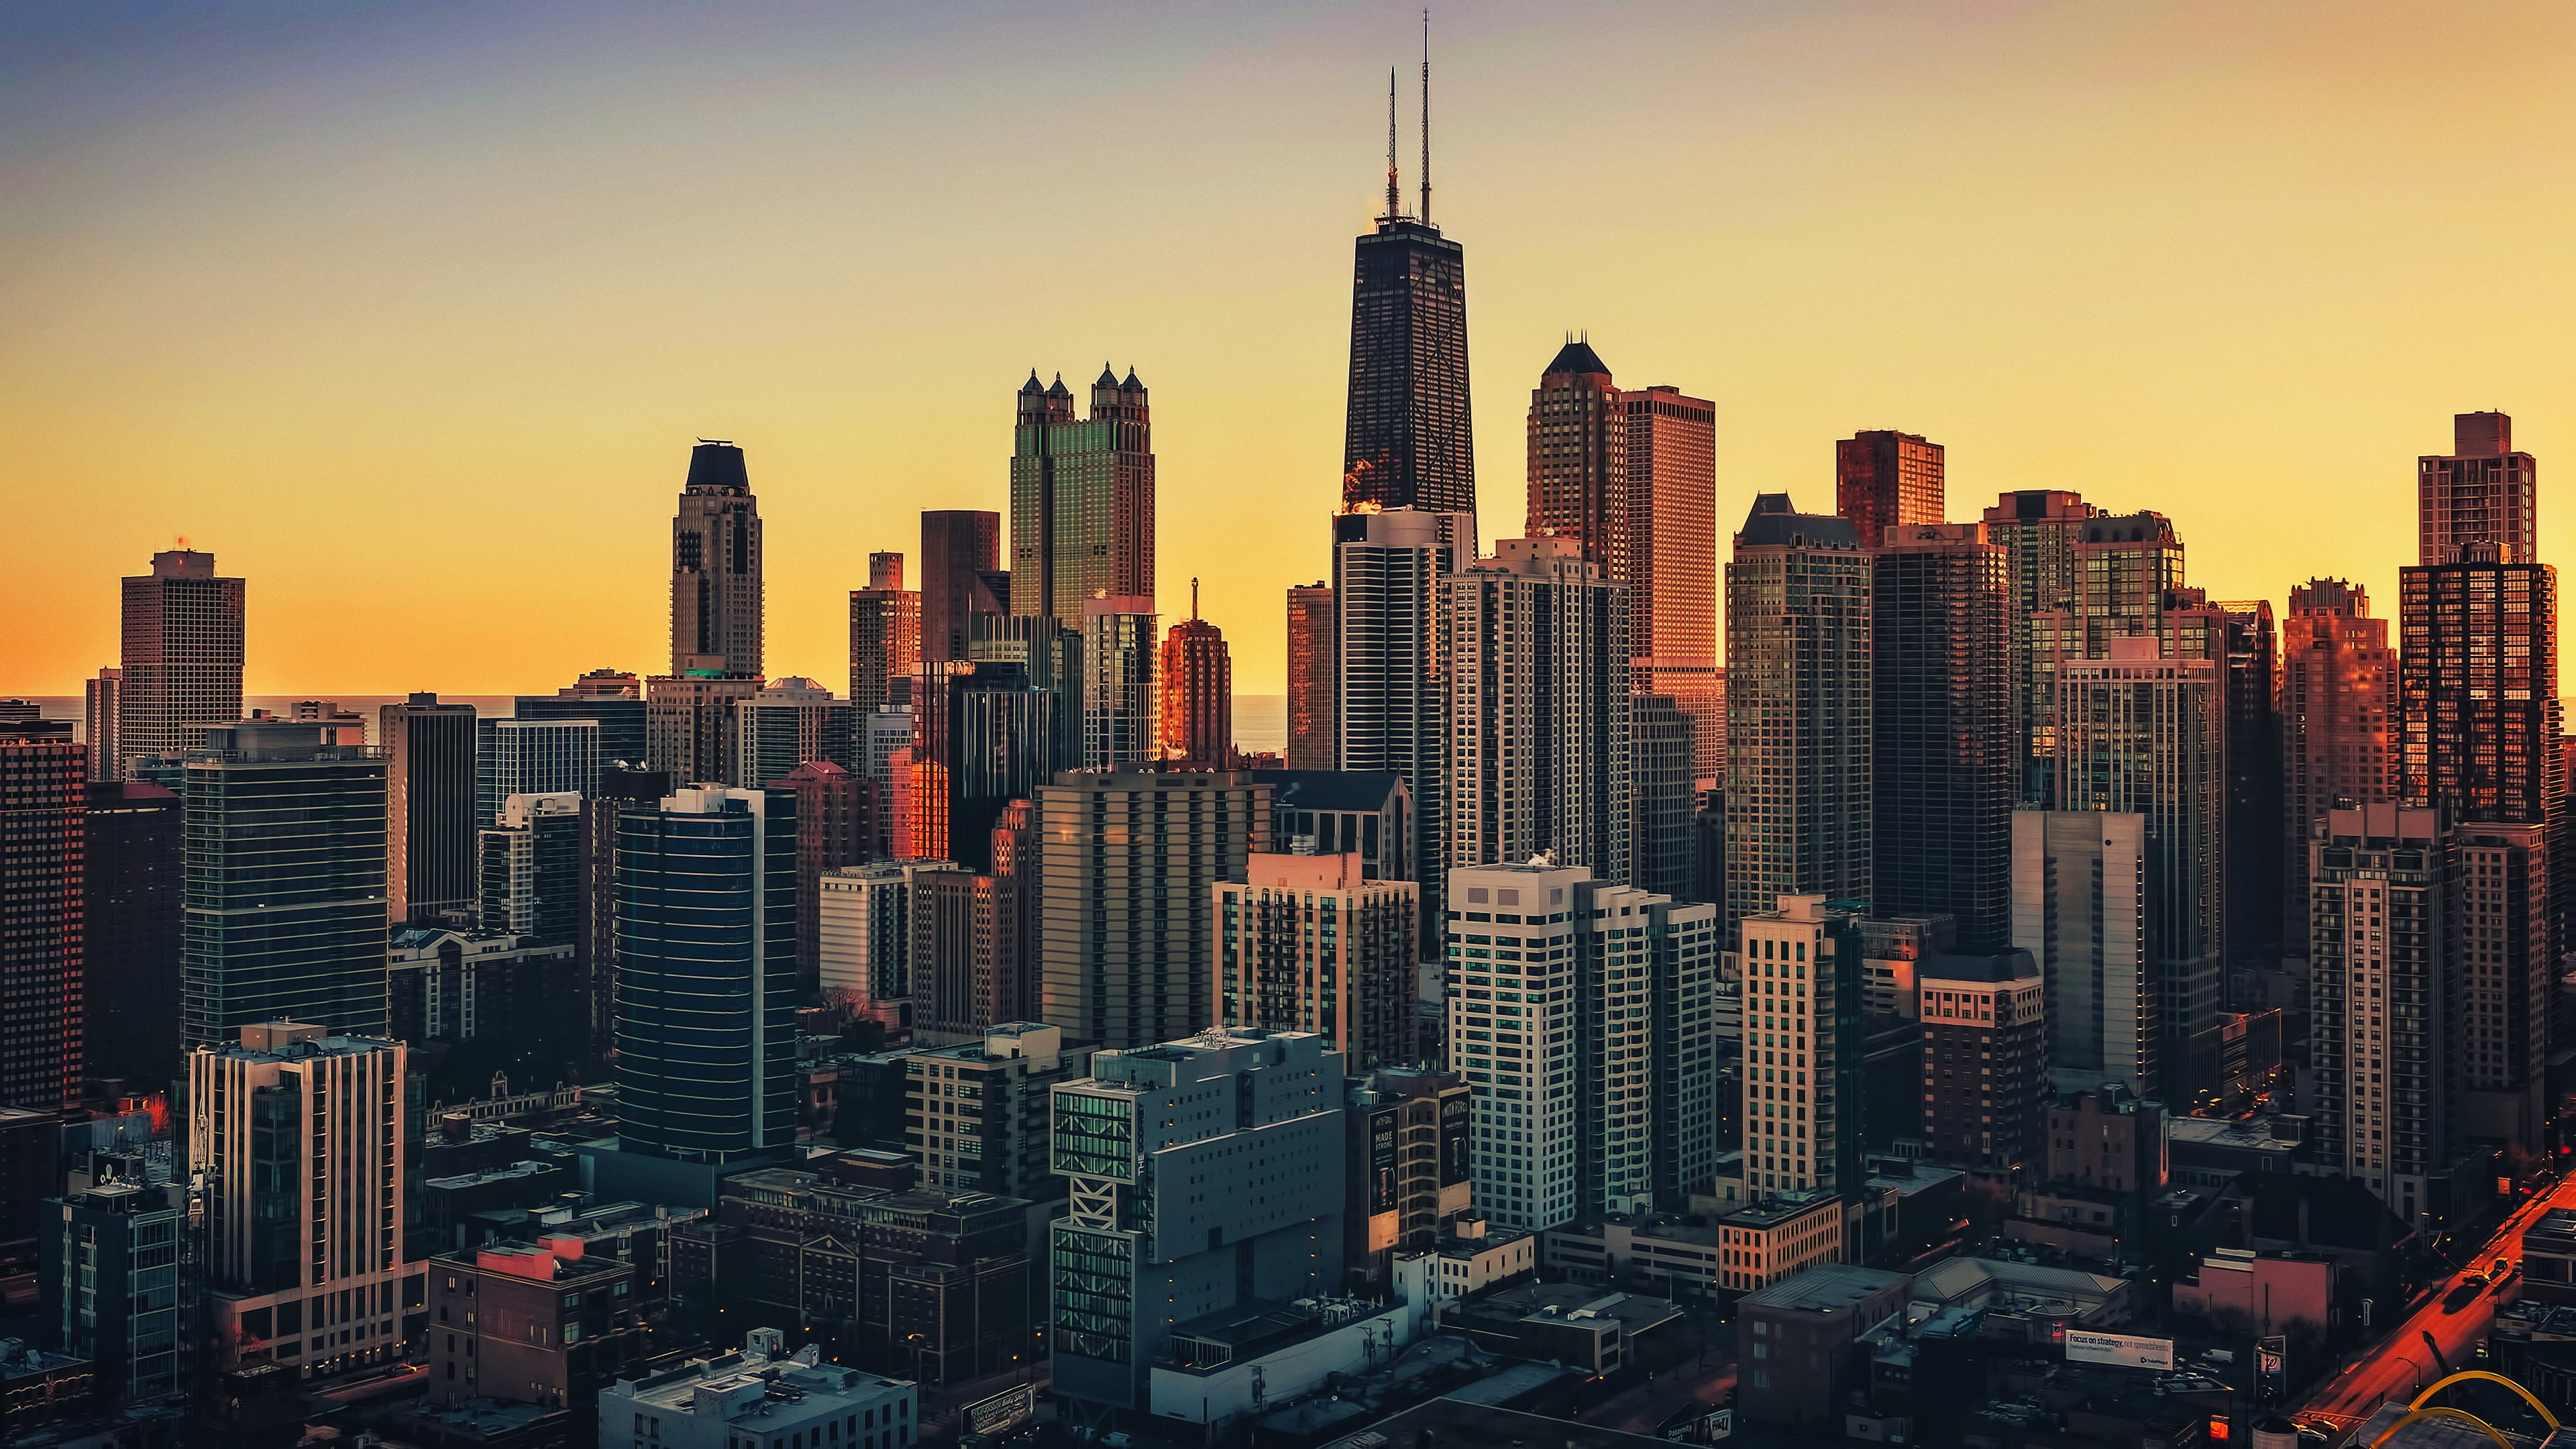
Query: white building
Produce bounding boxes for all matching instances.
[1733,895,1865,1199]
[816,860,955,1028]
[600,1329,914,1449]
[2015,810,2153,1095]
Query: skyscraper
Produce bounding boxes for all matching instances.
[671,440,763,678]
[1871,523,2013,951]
[644,674,758,785]
[734,676,857,786]
[775,759,869,990]
[476,791,580,941]
[579,764,669,1070]
[180,722,389,1051]
[920,510,1004,665]
[1038,771,1271,1050]
[1010,368,1153,634]
[515,674,647,770]
[1342,135,1473,517]
[848,551,921,712]
[82,778,180,1089]
[1835,430,1945,549]
[1733,894,1866,1199]
[2165,592,2284,977]
[476,716,601,826]
[1915,951,2045,1171]
[1334,508,1470,930]
[1524,339,1624,580]
[1724,495,1870,934]
[118,548,244,770]
[1079,596,1159,772]
[1446,537,1633,885]
[1629,694,1698,902]
[2017,810,2152,1094]
[2282,580,2395,944]
[616,786,798,1165]
[909,660,1055,872]
[0,728,85,1109]
[379,692,478,924]
[817,858,951,1030]
[1157,583,1232,767]
[1216,849,1419,1067]
[1285,582,1336,771]
[912,799,1041,1041]
[2420,410,2536,566]
[83,668,120,783]
[1623,384,1721,781]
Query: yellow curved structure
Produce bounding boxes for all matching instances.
[2366,1405,2524,1449]
[2409,1369,2563,1431]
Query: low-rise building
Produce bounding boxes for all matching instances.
[1412,1218,1537,1311]
[1711,1193,1844,1293]
[427,1237,647,1413]
[2170,1246,2331,1336]
[2523,1206,2576,1305]
[1348,1067,1473,1287]
[37,1154,183,1404]
[1144,1269,1432,1435]
[2167,1113,2310,1192]
[1446,1284,1684,1376]
[1906,1256,2137,1341]
[1738,1264,1909,1435]
[0,1341,97,1438]
[1543,1216,1729,1298]
[597,1330,914,1449]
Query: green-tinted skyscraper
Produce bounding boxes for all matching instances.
[1010,368,1154,635]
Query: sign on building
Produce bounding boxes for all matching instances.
[2063,1330,2175,1371]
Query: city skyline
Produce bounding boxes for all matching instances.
[14,1,2576,695]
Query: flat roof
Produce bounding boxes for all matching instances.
[1741,1263,1908,1314]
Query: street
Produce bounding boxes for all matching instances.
[2299,1176,2566,1427]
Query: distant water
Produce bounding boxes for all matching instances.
[16,690,1295,753]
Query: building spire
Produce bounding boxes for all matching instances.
[1385,67,1401,219]
[1419,9,1432,225]
[1191,576,1201,621]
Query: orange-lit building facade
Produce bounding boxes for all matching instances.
[2419,410,2536,567]
[1835,429,1945,549]
[2281,578,2394,941]
[1285,582,1335,771]
[1158,597,1233,768]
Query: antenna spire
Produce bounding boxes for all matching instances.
[1419,10,1432,225]
[1191,577,1201,621]
[1385,68,1401,219]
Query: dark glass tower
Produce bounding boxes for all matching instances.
[83,780,180,1089]
[1342,215,1472,517]
[1871,523,2014,951]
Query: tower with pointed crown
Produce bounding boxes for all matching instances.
[1009,366,1154,633]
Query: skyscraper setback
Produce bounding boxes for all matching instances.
[2420,409,2536,566]
[847,551,920,712]
[1011,368,1154,634]
[670,440,763,678]
[118,547,244,770]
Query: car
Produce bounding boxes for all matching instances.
[2494,1256,2513,1276]
[2446,1275,2489,1312]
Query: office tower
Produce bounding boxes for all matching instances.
[1079,595,1159,771]
[118,548,244,771]
[2054,637,2223,1085]
[671,439,763,677]
[1335,508,1472,930]
[2420,410,2536,566]
[906,1022,1096,1197]
[2306,803,2456,1229]
[2282,580,2395,945]
[1625,383,1721,781]
[378,693,478,924]
[1631,694,1697,900]
[1448,537,1634,883]
[0,729,85,1109]
[773,760,870,990]
[1725,495,1871,934]
[922,510,1005,664]
[2015,810,2153,1094]
[1729,895,1866,1198]
[476,716,600,826]
[1342,124,1474,517]
[83,668,120,782]
[860,704,914,857]
[817,859,953,1030]
[1038,772,1271,1049]
[1285,582,1336,772]
[2160,594,2282,975]
[1248,769,1415,884]
[475,792,581,939]
[1046,1029,1346,1416]
[82,779,180,1089]
[39,1152,185,1401]
[1871,523,2013,950]
[909,806,1040,1044]
[580,765,670,1069]
[1010,368,1154,633]
[616,786,797,1164]
[1524,339,1624,578]
[180,722,388,1051]
[515,674,648,767]
[1216,849,1420,1066]
[644,674,757,784]
[189,1022,411,1380]
[909,660,1055,871]
[1448,861,1718,1228]
[1915,951,2045,1170]
[849,553,922,712]
[1835,430,1945,549]
[1159,584,1232,767]
[735,676,857,786]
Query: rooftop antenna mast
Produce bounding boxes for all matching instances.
[1191,576,1201,621]
[1419,9,1432,225]
[1385,68,1401,218]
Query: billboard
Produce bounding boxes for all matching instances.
[1440,1092,1472,1185]
[2063,1330,2175,1371]
[963,1385,1035,1438]
[1368,1106,1399,1214]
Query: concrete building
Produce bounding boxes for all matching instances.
[1872,522,2014,951]
[476,791,580,941]
[2282,579,2396,945]
[1248,769,1414,886]
[1284,582,1336,771]
[1737,1263,1909,1434]
[775,760,871,990]
[425,1236,647,1412]
[669,439,763,678]
[1012,368,1154,633]
[847,552,920,713]
[1079,595,1159,772]
[0,729,84,1110]
[1917,951,2047,1171]
[1216,850,1420,1067]
[117,548,244,771]
[1046,1029,1347,1419]
[1835,429,1945,549]
[380,694,480,924]
[733,678,856,788]
[909,802,1041,1042]
[1415,1218,1536,1310]
[1346,1067,1472,1283]
[2043,1087,2169,1193]
[1725,495,1870,934]
[1447,1283,1684,1377]
[1711,1192,1845,1293]
[38,1152,184,1403]
[1037,771,1271,1051]
[1733,895,1867,1199]
[2420,409,2537,568]
[190,1023,419,1380]
[598,1331,913,1449]
[902,1022,1097,1199]
[817,859,955,1032]
[83,667,119,783]
[476,717,601,830]
[1334,508,1473,931]
[2015,810,2153,1095]
[642,674,758,788]
[919,509,1002,665]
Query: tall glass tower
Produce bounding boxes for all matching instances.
[1342,211,1472,518]
[1010,369,1154,635]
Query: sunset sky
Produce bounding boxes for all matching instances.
[9,0,2576,696]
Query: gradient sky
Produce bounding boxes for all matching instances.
[9,0,2576,696]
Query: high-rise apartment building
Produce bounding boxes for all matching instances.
[1872,523,2013,951]
[1335,508,1472,932]
[1047,1030,1347,1416]
[1038,772,1271,1050]
[476,716,601,826]
[1,729,85,1109]
[1249,769,1416,885]
[189,1022,415,1381]
[848,552,922,713]
[579,765,669,1070]
[1835,430,1945,549]
[2282,579,2395,943]
[817,858,953,1030]
[1724,495,1870,934]
[83,668,120,782]
[2016,810,2153,1095]
[671,440,763,678]
[1216,850,1419,1067]
[908,660,1055,871]
[180,722,389,1051]
[380,693,478,924]
[2164,592,2285,975]
[118,548,245,771]
[1623,383,1721,779]
[734,676,857,786]
[2420,410,2536,566]
[912,800,1041,1042]
[1011,369,1153,633]
[1079,596,1159,772]
[1630,694,1698,902]
[616,786,797,1165]
[906,1021,1096,1199]
[1285,582,1336,771]
[644,674,758,786]
[1342,189,1473,517]
[39,1151,185,1401]
[1732,895,1865,1199]
[1447,537,1633,883]
[83,779,180,1089]
[1915,951,2045,1170]
[922,510,1005,665]
[1158,587,1232,767]
[475,792,581,941]
[775,760,870,990]
[2053,637,2224,1086]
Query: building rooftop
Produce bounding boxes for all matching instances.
[1741,1263,1908,1316]
[1910,1256,2129,1314]
[609,1333,910,1418]
[1244,769,1406,812]
[2168,1114,2306,1154]
[1722,1191,1842,1230]
[1462,1284,1683,1336]
[1350,1398,1672,1449]
[0,1340,90,1380]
